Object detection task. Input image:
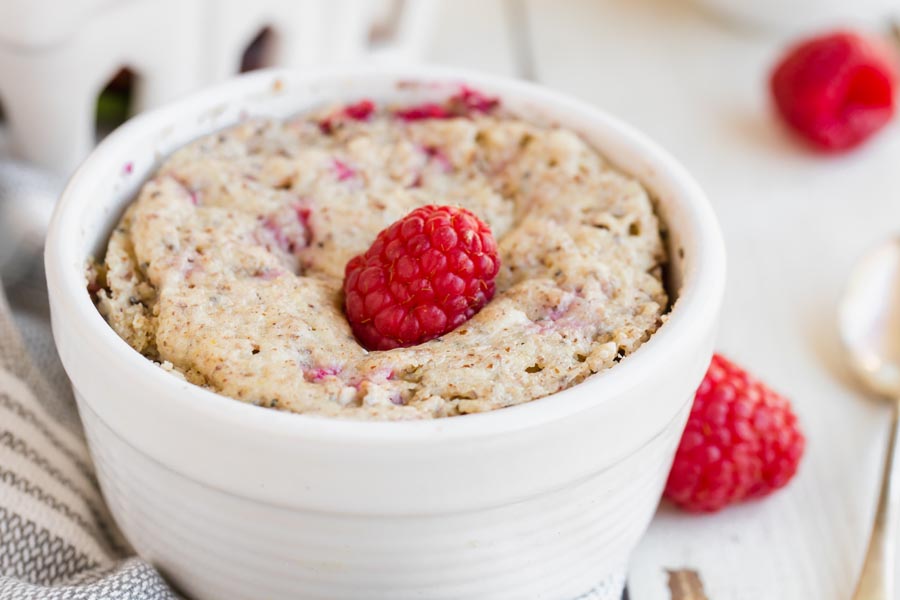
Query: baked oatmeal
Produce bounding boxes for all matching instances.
[91,90,668,419]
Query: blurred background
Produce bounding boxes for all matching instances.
[0,0,894,174]
[2,1,900,598]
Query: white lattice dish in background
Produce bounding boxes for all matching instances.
[0,0,435,174]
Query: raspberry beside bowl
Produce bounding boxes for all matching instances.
[45,66,726,600]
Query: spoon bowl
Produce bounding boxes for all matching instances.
[840,237,900,398]
[0,160,62,286]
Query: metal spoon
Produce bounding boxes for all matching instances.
[840,237,900,600]
[0,160,63,305]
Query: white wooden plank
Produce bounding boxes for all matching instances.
[525,0,900,598]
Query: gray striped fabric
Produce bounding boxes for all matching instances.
[0,288,178,600]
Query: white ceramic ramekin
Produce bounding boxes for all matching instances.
[45,66,725,600]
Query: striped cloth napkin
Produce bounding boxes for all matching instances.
[0,286,177,599]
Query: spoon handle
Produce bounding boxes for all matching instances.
[853,398,900,600]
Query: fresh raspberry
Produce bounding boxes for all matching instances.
[664,354,805,512]
[770,30,898,151]
[343,205,500,351]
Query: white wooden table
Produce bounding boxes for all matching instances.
[426,1,900,598]
[3,1,896,598]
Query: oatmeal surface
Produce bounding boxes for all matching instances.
[93,95,668,419]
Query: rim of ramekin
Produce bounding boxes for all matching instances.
[45,65,726,444]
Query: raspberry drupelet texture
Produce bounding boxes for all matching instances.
[343,205,500,351]
[771,30,898,151]
[664,354,805,512]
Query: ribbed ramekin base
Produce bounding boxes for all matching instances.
[79,394,687,600]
